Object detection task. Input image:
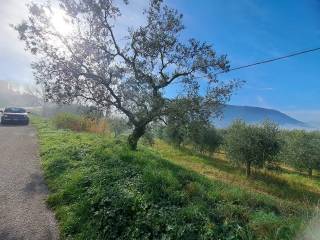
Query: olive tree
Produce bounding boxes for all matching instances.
[164,97,215,147]
[225,120,281,177]
[108,117,129,138]
[16,0,240,150]
[282,130,320,177]
[198,126,222,155]
[165,120,222,153]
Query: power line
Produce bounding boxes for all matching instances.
[215,46,320,75]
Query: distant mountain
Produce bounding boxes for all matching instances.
[0,80,40,108]
[212,105,310,129]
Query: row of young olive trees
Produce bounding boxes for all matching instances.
[225,122,320,177]
[160,119,222,156]
[163,118,320,178]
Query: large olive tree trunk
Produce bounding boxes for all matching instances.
[128,125,146,150]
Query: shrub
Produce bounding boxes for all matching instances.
[52,113,83,131]
[108,117,130,138]
[83,118,109,134]
[164,122,186,147]
[140,128,155,146]
[52,112,109,134]
[164,120,222,154]
[192,125,222,155]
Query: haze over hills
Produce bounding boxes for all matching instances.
[0,80,314,129]
[213,105,312,129]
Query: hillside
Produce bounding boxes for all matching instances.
[213,105,309,129]
[32,117,313,239]
[0,80,40,108]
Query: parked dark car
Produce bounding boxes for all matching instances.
[0,107,30,125]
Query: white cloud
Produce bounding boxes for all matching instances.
[245,85,274,91]
[260,87,273,91]
[257,95,264,104]
[255,95,270,108]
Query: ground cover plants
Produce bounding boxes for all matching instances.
[33,116,311,240]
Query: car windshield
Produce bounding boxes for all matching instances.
[4,107,26,113]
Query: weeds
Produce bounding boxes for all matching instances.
[52,112,109,134]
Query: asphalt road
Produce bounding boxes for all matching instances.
[0,125,59,240]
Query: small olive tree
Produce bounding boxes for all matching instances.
[164,97,219,148]
[281,130,320,177]
[15,0,241,150]
[224,120,281,177]
[199,126,222,155]
[108,117,130,138]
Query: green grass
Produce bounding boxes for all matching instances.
[153,140,320,208]
[33,117,310,240]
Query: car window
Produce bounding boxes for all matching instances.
[4,107,26,113]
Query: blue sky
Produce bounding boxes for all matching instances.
[170,0,320,121]
[0,0,319,122]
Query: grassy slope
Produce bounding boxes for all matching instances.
[153,141,320,208]
[34,118,309,240]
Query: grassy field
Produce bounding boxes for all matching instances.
[33,117,314,239]
[153,141,320,208]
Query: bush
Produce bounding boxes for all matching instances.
[52,112,83,131]
[164,120,222,154]
[192,125,222,155]
[52,112,109,134]
[140,128,155,146]
[108,117,130,137]
[164,122,186,147]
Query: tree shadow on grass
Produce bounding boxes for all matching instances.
[177,146,320,205]
[251,172,320,205]
[178,146,242,174]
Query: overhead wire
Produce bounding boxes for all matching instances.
[215,46,320,75]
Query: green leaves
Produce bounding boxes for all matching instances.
[17,0,241,150]
[225,120,281,177]
[281,130,320,177]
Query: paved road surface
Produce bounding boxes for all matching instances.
[0,125,59,240]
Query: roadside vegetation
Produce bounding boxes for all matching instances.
[53,112,109,134]
[33,113,320,239]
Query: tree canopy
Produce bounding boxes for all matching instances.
[225,120,281,177]
[16,0,241,149]
[281,130,320,177]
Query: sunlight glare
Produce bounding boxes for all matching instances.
[50,8,73,36]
